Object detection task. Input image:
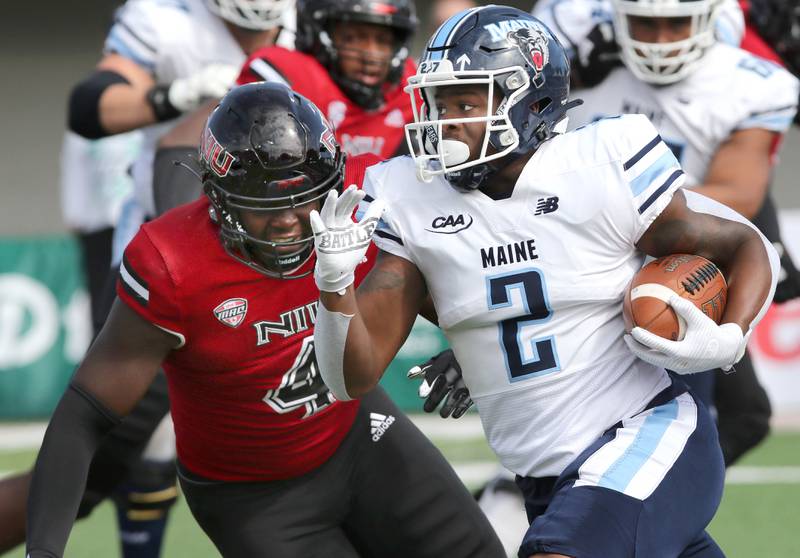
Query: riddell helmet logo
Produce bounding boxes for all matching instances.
[214,298,248,328]
[508,27,550,88]
[200,128,236,178]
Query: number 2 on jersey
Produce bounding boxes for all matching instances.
[487,269,560,381]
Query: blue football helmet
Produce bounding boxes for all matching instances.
[404,5,581,190]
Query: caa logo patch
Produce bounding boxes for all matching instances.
[214,298,248,328]
[425,213,474,234]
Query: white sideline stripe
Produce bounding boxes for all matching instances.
[725,466,800,484]
[2,465,800,486]
[3,421,800,486]
[455,464,800,487]
[410,414,485,440]
[0,423,46,450]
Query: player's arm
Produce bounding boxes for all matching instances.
[25,299,177,558]
[629,188,778,373]
[310,186,427,399]
[638,188,775,332]
[690,128,777,219]
[318,249,427,399]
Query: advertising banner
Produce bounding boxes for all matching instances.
[0,236,90,418]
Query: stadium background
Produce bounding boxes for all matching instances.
[0,1,798,556]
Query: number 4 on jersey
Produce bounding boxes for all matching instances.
[263,336,335,418]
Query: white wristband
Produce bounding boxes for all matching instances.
[315,301,354,401]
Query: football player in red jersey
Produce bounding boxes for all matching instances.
[153,0,419,212]
[25,82,505,558]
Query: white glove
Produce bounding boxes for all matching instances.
[167,63,240,112]
[623,293,748,374]
[310,185,385,294]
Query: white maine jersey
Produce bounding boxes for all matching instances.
[60,130,143,233]
[362,115,680,477]
[105,0,296,217]
[568,43,799,186]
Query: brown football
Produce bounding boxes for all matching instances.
[623,254,727,341]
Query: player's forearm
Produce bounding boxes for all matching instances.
[691,183,766,220]
[318,289,384,398]
[26,384,120,558]
[720,229,777,333]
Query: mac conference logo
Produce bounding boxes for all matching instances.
[425,213,474,234]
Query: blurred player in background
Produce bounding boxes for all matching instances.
[310,6,779,557]
[0,1,297,556]
[153,0,419,216]
[24,82,505,558]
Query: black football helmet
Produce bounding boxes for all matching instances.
[750,0,800,77]
[200,82,344,279]
[295,0,418,110]
[405,5,581,191]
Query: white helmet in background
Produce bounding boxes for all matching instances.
[611,0,724,84]
[206,0,295,30]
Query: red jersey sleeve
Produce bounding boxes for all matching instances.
[117,228,186,343]
[344,153,383,188]
[236,47,292,87]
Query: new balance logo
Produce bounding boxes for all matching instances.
[534,196,559,215]
[370,412,395,442]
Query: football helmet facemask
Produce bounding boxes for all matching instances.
[296,0,418,110]
[206,0,293,31]
[405,6,580,191]
[611,0,724,84]
[200,82,344,279]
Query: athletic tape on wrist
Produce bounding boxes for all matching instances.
[315,301,354,401]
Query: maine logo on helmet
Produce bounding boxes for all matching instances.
[200,127,235,178]
[508,28,550,88]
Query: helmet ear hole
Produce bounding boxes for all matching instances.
[533,97,552,113]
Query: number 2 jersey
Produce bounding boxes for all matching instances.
[116,154,378,482]
[362,115,683,478]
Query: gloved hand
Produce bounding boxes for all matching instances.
[310,185,385,294]
[408,349,473,419]
[624,294,748,374]
[573,21,621,87]
[167,63,240,113]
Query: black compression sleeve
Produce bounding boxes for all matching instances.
[68,70,130,139]
[152,146,203,216]
[26,383,121,558]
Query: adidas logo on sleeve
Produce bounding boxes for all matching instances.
[370,412,395,442]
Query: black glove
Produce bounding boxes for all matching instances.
[774,241,800,303]
[571,20,622,88]
[407,349,473,419]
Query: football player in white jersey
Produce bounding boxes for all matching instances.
[532,0,745,86]
[310,6,779,558]
[563,0,798,463]
[68,0,295,234]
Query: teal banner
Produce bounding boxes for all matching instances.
[0,236,448,418]
[0,236,90,419]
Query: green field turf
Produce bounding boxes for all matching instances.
[2,431,798,557]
